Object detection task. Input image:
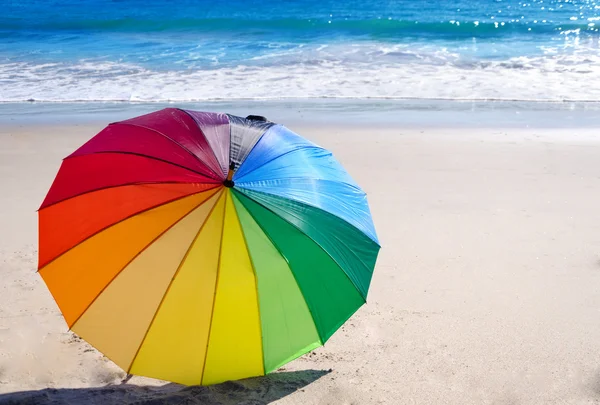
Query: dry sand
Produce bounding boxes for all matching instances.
[1,123,600,404]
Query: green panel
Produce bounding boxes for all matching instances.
[234,191,365,343]
[232,195,321,373]
[238,188,379,300]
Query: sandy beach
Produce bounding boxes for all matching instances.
[1,120,600,404]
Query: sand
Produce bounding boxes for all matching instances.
[1,122,600,404]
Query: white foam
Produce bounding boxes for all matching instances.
[1,44,600,103]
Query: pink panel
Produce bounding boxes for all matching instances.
[119,108,224,180]
[69,124,219,179]
[183,110,230,177]
[40,153,218,209]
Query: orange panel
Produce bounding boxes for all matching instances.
[39,188,221,327]
[71,192,222,371]
[39,183,218,269]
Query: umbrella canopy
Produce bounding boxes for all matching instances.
[38,108,380,386]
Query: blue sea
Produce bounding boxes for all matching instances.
[1,0,600,103]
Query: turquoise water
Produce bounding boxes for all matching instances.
[2,0,600,102]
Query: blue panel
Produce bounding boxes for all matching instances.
[234,127,358,187]
[234,126,378,244]
[234,125,318,180]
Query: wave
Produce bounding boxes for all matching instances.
[2,18,599,38]
[2,50,600,103]
[8,97,600,104]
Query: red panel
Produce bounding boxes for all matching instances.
[119,108,225,180]
[70,124,220,180]
[40,153,219,209]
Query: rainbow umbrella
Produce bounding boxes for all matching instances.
[38,108,380,386]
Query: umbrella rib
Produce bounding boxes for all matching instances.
[126,190,225,375]
[199,192,228,385]
[234,144,322,183]
[232,190,325,345]
[230,195,266,375]
[237,177,366,203]
[66,191,222,331]
[226,114,273,170]
[261,192,374,300]
[235,188,369,303]
[178,108,229,178]
[113,122,225,181]
[235,180,379,245]
[39,181,219,212]
[235,186,379,283]
[229,123,278,178]
[37,186,221,271]
[64,150,222,181]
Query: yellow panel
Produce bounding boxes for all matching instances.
[202,190,264,385]
[129,192,226,385]
[39,188,219,327]
[71,191,222,371]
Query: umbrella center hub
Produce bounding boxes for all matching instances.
[224,162,235,188]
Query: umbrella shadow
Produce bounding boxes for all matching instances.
[0,369,330,405]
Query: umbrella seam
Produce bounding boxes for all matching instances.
[230,193,266,376]
[126,189,225,374]
[237,177,366,206]
[239,187,379,296]
[235,145,324,183]
[236,181,379,245]
[199,190,228,385]
[177,108,230,179]
[37,186,220,271]
[238,177,364,193]
[112,121,225,181]
[39,181,218,212]
[226,114,273,170]
[233,189,325,346]
[235,144,324,182]
[64,150,222,181]
[231,124,283,179]
[66,190,221,331]
[236,188,368,302]
[236,188,375,301]
[233,193,324,373]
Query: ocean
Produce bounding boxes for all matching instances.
[1,0,600,103]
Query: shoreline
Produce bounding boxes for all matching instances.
[2,99,600,129]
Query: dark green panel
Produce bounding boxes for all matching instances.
[234,191,365,343]
[237,188,379,300]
